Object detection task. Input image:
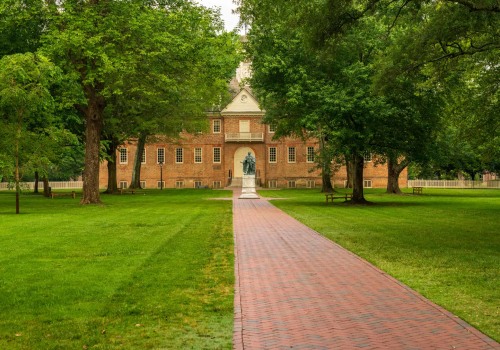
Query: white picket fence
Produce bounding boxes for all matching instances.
[0,181,84,191]
[2,179,499,190]
[408,180,500,189]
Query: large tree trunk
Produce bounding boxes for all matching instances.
[386,156,410,194]
[351,153,367,204]
[81,89,105,204]
[319,135,334,193]
[105,142,118,193]
[130,132,147,189]
[34,171,39,194]
[322,172,333,193]
[15,134,20,214]
[42,176,50,197]
[345,155,354,189]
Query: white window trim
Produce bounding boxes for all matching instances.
[288,147,296,163]
[239,120,250,133]
[194,181,203,188]
[213,147,221,163]
[157,148,165,164]
[194,148,202,164]
[269,147,277,163]
[364,152,373,162]
[119,148,128,164]
[213,119,221,133]
[175,148,183,164]
[141,149,146,164]
[307,147,315,163]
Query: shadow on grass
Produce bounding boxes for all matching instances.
[268,199,426,208]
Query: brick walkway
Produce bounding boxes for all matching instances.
[232,192,499,350]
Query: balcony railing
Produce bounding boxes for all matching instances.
[225,132,264,142]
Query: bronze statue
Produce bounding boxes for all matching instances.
[242,152,256,175]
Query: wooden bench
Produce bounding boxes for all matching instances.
[119,188,138,194]
[412,186,423,195]
[325,193,352,203]
[50,191,76,199]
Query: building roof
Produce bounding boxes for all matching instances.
[221,87,264,116]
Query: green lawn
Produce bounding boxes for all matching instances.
[0,189,234,350]
[1,188,498,347]
[259,188,500,341]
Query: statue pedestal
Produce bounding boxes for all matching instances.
[239,174,259,199]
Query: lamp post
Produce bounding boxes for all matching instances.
[159,161,163,190]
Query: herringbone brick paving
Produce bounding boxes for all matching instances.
[232,191,499,349]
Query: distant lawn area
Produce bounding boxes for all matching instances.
[0,189,234,349]
[259,188,500,341]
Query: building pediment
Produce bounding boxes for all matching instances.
[221,88,264,116]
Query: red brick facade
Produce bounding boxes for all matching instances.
[99,88,407,189]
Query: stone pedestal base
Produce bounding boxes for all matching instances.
[239,174,259,199]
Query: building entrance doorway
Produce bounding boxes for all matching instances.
[234,147,255,178]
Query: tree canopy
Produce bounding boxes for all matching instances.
[36,0,240,203]
[238,0,499,198]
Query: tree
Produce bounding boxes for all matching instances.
[373,0,499,182]
[0,52,60,213]
[41,0,239,203]
[240,0,398,202]
[0,0,49,57]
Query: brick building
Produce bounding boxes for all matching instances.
[99,85,407,190]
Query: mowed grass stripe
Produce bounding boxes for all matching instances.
[0,189,233,349]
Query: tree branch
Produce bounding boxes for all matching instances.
[445,0,500,12]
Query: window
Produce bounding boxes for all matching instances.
[307,147,315,163]
[213,119,221,133]
[119,148,128,164]
[119,181,128,189]
[213,147,221,163]
[157,148,165,164]
[175,181,184,188]
[268,124,276,133]
[364,152,373,162]
[194,181,203,188]
[288,147,296,163]
[175,148,183,164]
[307,180,316,188]
[269,147,277,163]
[141,149,146,164]
[213,181,222,189]
[140,181,146,189]
[268,180,277,188]
[364,179,373,188]
[157,181,165,189]
[239,120,250,132]
[194,148,202,163]
[288,180,296,188]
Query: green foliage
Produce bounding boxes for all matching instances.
[0,0,48,57]
[0,189,234,349]
[0,53,62,182]
[240,0,444,199]
[260,188,500,341]
[36,0,241,202]
[373,0,500,176]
